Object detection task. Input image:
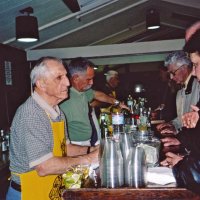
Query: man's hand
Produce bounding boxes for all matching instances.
[160,152,183,168]
[156,122,171,131]
[156,123,176,135]
[119,101,130,110]
[185,21,200,41]
[161,137,181,147]
[160,125,177,135]
[182,105,199,128]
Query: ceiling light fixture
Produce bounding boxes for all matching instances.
[146,9,160,30]
[16,7,39,42]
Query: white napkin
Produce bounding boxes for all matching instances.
[147,167,176,185]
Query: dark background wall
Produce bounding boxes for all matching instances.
[0,45,176,129]
[0,44,30,130]
[93,62,166,110]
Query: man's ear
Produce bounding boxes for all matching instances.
[36,79,46,90]
[71,74,79,83]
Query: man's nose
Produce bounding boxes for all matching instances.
[64,76,70,86]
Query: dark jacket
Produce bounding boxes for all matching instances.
[173,155,200,195]
[176,120,200,158]
[173,99,200,195]
[176,99,200,158]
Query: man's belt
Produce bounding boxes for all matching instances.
[11,180,21,192]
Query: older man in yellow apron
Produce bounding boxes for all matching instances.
[7,57,99,200]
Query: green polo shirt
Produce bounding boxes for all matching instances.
[60,87,94,141]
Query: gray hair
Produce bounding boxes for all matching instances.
[164,50,192,69]
[68,57,95,77]
[30,56,63,86]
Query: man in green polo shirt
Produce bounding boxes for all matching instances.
[60,57,122,146]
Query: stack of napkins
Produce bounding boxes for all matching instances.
[147,167,176,185]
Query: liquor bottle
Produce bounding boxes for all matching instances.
[99,114,108,160]
[147,107,152,131]
[127,95,134,112]
[100,114,108,139]
[111,102,124,141]
[1,130,7,152]
[134,103,140,126]
[127,95,138,130]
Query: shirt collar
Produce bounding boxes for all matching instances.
[183,73,192,90]
[71,87,84,95]
[32,91,61,120]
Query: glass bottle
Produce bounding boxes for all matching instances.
[1,130,7,152]
[111,104,124,141]
[99,114,108,160]
[126,95,137,131]
[127,95,134,112]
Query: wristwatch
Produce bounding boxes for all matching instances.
[114,99,120,106]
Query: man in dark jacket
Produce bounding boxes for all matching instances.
[161,29,200,195]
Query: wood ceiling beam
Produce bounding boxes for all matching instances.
[27,39,185,64]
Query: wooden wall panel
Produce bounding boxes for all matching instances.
[0,44,30,130]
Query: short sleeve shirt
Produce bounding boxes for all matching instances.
[60,87,94,141]
[9,95,67,184]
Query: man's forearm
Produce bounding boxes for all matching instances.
[66,143,99,156]
[94,90,115,104]
[35,149,99,176]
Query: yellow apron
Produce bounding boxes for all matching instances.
[19,120,66,200]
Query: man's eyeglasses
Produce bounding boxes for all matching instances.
[168,65,184,77]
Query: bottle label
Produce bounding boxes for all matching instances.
[112,114,124,125]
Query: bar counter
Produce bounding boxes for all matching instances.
[62,139,200,200]
[62,187,200,200]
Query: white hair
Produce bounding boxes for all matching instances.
[106,70,118,82]
[30,56,63,86]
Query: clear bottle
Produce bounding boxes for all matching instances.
[147,107,152,131]
[126,95,137,130]
[111,104,124,141]
[1,130,7,152]
[100,137,124,188]
[127,95,134,112]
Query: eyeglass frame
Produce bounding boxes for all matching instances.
[167,64,185,77]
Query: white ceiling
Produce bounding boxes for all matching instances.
[1,0,200,51]
[1,0,200,67]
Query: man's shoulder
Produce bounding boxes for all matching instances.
[15,96,43,118]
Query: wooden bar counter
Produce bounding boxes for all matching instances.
[63,129,200,200]
[62,187,200,200]
[62,145,200,200]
